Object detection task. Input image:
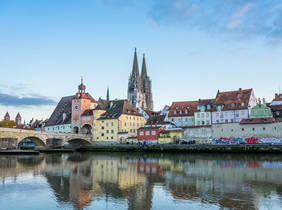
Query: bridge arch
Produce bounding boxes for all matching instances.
[62,138,92,147]
[81,124,92,134]
[18,136,46,146]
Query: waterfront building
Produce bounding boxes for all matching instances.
[249,100,273,119]
[268,93,282,121]
[212,88,256,124]
[194,99,214,126]
[168,101,198,127]
[139,109,160,122]
[137,126,165,143]
[158,129,182,144]
[93,99,146,142]
[145,115,176,130]
[127,48,153,111]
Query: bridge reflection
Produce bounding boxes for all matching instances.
[1,153,282,209]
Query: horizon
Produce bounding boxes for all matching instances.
[1,0,282,122]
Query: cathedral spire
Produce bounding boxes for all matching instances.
[141,53,147,78]
[106,85,110,101]
[132,48,139,78]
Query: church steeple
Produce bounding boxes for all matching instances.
[106,85,110,101]
[78,76,86,93]
[141,53,147,78]
[131,48,139,78]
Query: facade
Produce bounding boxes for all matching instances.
[93,99,146,142]
[212,88,256,124]
[268,93,282,121]
[139,109,161,122]
[194,99,214,126]
[145,115,176,130]
[71,79,98,134]
[249,103,272,118]
[168,101,198,127]
[137,126,165,143]
[4,112,10,121]
[158,129,182,144]
[127,48,153,111]
[15,113,21,125]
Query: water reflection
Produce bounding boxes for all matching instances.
[1,153,282,209]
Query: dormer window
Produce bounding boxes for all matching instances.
[207,104,211,109]
[185,110,188,114]
[197,105,200,110]
[179,111,182,114]
[176,106,179,109]
[174,111,177,115]
[231,103,235,107]
[241,102,245,106]
[217,105,222,111]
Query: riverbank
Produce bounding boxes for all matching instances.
[77,144,282,153]
[0,150,40,155]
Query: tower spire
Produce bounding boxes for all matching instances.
[106,85,110,101]
[132,48,139,78]
[141,53,147,78]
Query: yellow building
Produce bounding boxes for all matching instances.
[158,129,183,144]
[93,99,146,142]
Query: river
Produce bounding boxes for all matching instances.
[0,152,282,209]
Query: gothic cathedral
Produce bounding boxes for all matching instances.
[127,48,153,111]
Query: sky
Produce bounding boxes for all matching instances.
[1,0,282,122]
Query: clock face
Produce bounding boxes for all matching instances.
[74,105,79,110]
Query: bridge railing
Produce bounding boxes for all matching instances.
[0,127,91,138]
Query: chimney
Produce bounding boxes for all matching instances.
[275,93,278,98]
[258,98,261,104]
[239,88,242,92]
[262,98,266,106]
[63,113,66,121]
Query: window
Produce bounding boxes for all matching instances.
[241,102,245,106]
[225,112,228,116]
[185,118,188,122]
[130,122,131,126]
[171,118,174,122]
[253,128,255,131]
[106,130,109,134]
[202,121,205,125]
[179,111,182,114]
[174,111,177,115]
[106,122,109,126]
[242,128,244,131]
[221,119,224,122]
[133,123,135,126]
[111,130,114,133]
[101,126,104,130]
[133,129,136,133]
[216,120,219,123]
[236,111,239,117]
[178,118,181,122]
[130,117,131,120]
[111,122,114,126]
[216,113,219,117]
[207,104,211,109]
[130,129,132,133]
[277,111,280,116]
[137,123,139,126]
[206,120,210,125]
[231,119,234,122]
[206,113,209,117]
[152,131,156,135]
[241,111,244,115]
[124,122,127,126]
[111,137,113,139]
[83,117,86,121]
[197,113,200,118]
[230,112,234,116]
[225,119,228,123]
[145,131,150,135]
[231,103,235,107]
[197,121,200,125]
[176,106,179,109]
[201,113,204,118]
[87,117,90,120]
[263,127,265,130]
[101,133,104,136]
[140,131,144,136]
[264,110,268,114]
[185,110,188,114]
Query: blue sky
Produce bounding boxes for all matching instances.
[1,0,282,122]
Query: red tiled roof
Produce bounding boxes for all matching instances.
[4,112,10,118]
[269,105,282,111]
[145,110,161,116]
[145,115,166,125]
[168,101,198,117]
[16,112,21,118]
[213,88,252,111]
[137,126,162,131]
[75,92,97,103]
[272,93,282,101]
[240,117,275,124]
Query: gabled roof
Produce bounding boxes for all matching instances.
[4,112,10,118]
[272,93,282,102]
[45,95,74,126]
[168,101,198,117]
[213,88,252,111]
[75,92,97,103]
[98,100,142,120]
[240,117,275,124]
[145,110,161,116]
[145,115,171,126]
[16,112,21,118]
[82,109,93,116]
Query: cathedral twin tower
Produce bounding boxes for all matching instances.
[127,48,153,111]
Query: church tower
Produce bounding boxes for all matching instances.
[127,48,153,111]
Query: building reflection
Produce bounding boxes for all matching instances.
[1,153,282,209]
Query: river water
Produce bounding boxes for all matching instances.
[0,152,282,210]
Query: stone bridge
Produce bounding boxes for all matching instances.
[0,127,93,149]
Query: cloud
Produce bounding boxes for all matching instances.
[147,0,282,43]
[0,92,57,107]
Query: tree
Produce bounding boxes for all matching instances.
[0,119,16,128]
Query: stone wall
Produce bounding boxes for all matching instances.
[182,126,212,143]
[212,122,282,139]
